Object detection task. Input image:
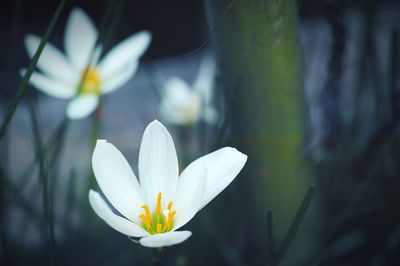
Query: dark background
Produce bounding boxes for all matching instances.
[1,0,400,265]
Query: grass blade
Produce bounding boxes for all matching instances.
[28,98,59,265]
[0,0,66,141]
[277,184,315,262]
[390,30,399,119]
[267,210,277,265]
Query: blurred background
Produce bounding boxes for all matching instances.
[1,0,400,265]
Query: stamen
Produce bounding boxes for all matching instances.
[141,205,151,220]
[139,214,147,222]
[155,192,162,215]
[167,201,173,211]
[165,211,176,231]
[80,67,101,94]
[156,223,162,233]
[138,193,177,234]
[139,214,150,225]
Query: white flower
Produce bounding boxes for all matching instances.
[160,56,218,125]
[23,8,151,120]
[89,120,247,248]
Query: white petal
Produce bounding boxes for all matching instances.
[65,8,98,70]
[202,107,218,124]
[193,55,216,104]
[138,120,178,209]
[24,34,77,82]
[172,166,206,230]
[101,62,138,94]
[92,140,145,223]
[159,102,196,125]
[22,70,75,99]
[98,31,151,78]
[160,78,201,125]
[89,190,149,237]
[66,94,99,119]
[91,45,103,66]
[163,78,193,105]
[181,147,247,209]
[139,231,192,248]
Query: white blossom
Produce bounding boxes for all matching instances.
[89,120,247,247]
[23,8,151,119]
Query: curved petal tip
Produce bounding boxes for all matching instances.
[96,139,108,146]
[139,231,192,248]
[66,94,99,120]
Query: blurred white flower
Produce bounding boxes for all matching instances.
[89,120,247,248]
[22,8,151,120]
[160,56,218,125]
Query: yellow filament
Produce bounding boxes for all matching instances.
[141,205,151,219]
[139,214,149,224]
[138,193,177,234]
[165,211,176,231]
[156,223,162,233]
[139,214,150,230]
[155,192,162,215]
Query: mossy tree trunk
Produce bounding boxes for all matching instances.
[205,0,315,263]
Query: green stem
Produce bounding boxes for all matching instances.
[87,104,103,196]
[0,0,66,141]
[150,248,163,266]
[28,99,58,265]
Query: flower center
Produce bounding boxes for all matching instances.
[181,98,201,124]
[139,192,176,234]
[79,67,101,95]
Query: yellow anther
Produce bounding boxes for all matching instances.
[155,192,162,215]
[165,211,176,231]
[156,223,162,233]
[167,201,173,211]
[141,205,151,220]
[138,193,177,234]
[139,214,150,226]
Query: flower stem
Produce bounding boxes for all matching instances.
[150,248,163,266]
[87,103,103,193]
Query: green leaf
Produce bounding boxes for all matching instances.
[0,0,66,141]
[277,184,315,261]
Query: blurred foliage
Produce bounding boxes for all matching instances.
[310,1,400,265]
[1,0,400,265]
